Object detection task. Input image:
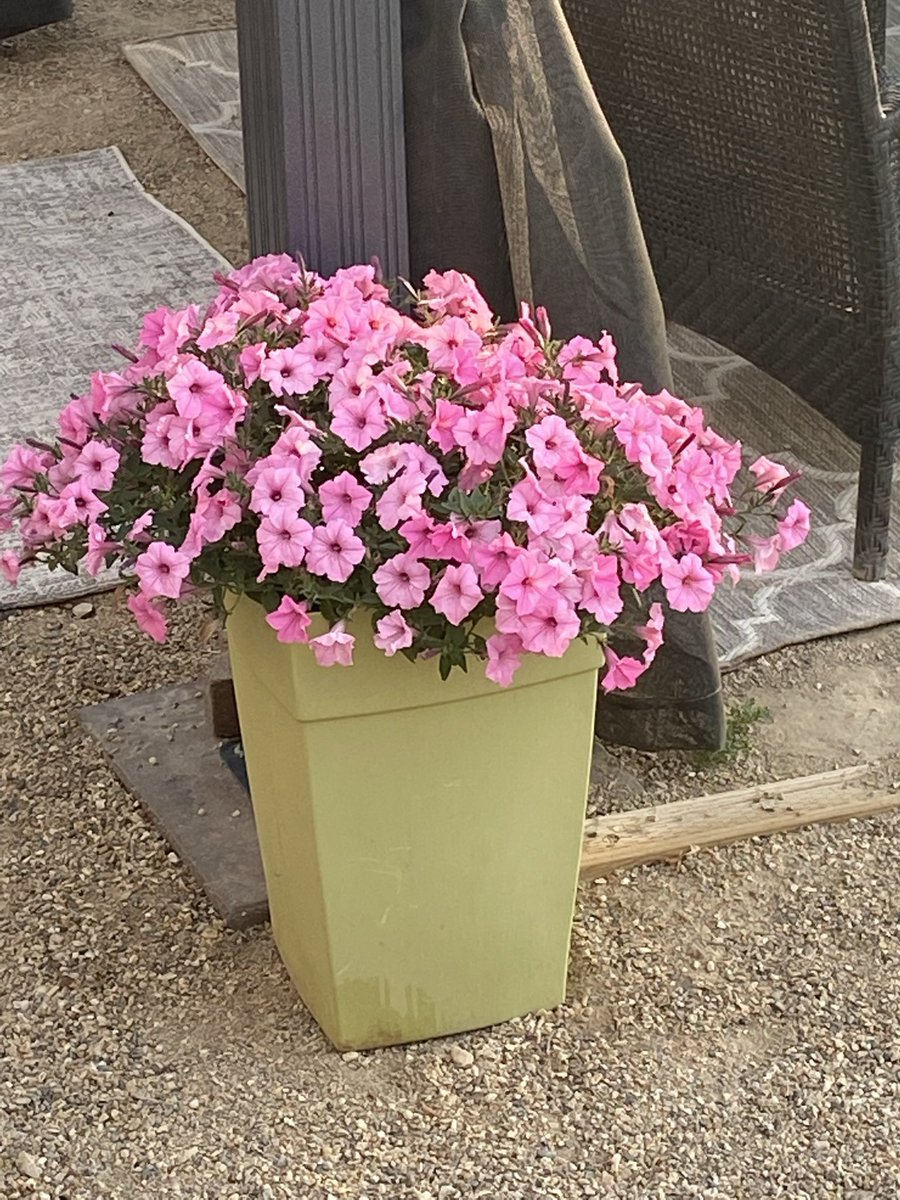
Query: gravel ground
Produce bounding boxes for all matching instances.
[3,5,900,1198]
[2,596,900,1200]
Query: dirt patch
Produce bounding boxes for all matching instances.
[0,0,246,265]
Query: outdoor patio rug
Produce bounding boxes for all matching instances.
[123,28,244,192]
[0,145,230,610]
[670,325,900,666]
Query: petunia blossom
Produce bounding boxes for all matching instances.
[660,553,716,613]
[749,455,793,497]
[72,442,120,493]
[0,549,21,585]
[373,610,415,656]
[126,592,168,643]
[310,621,355,667]
[259,346,318,398]
[518,597,580,657]
[305,520,366,583]
[373,552,431,610]
[485,632,524,686]
[429,564,483,626]
[266,596,313,643]
[777,499,811,552]
[601,647,647,693]
[329,393,388,451]
[256,510,313,579]
[167,358,230,421]
[318,472,372,526]
[135,541,192,600]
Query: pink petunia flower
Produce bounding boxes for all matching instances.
[455,396,516,466]
[249,465,307,516]
[0,549,21,585]
[292,333,344,381]
[318,472,372,526]
[310,621,355,667]
[506,474,557,534]
[128,509,155,541]
[259,346,318,398]
[398,513,438,559]
[266,596,313,643]
[428,517,472,564]
[1,445,53,491]
[749,455,793,497]
[749,534,782,573]
[84,523,119,576]
[375,471,427,531]
[498,549,562,616]
[182,487,243,558]
[673,446,716,508]
[419,316,483,383]
[196,310,240,351]
[472,533,522,591]
[373,552,431,609]
[580,554,623,625]
[485,632,524,686]
[127,591,169,643]
[330,393,389,451]
[422,268,495,333]
[373,610,415,656]
[636,601,666,665]
[427,398,468,454]
[601,647,647,693]
[52,479,108,528]
[239,341,268,386]
[256,510,313,579]
[525,414,580,472]
[135,541,192,600]
[777,499,811,552]
[167,358,231,421]
[73,441,120,492]
[141,411,193,470]
[305,520,366,583]
[660,553,716,613]
[429,563,483,625]
[518,596,581,657]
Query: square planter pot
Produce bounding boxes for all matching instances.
[226,597,602,1050]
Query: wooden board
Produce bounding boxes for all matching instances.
[79,682,268,929]
[580,766,899,879]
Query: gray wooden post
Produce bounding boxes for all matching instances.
[235,0,409,279]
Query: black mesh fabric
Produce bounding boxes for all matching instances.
[401,0,725,751]
[0,0,72,37]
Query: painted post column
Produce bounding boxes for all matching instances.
[235,0,409,280]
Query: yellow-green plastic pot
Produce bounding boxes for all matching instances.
[226,596,602,1050]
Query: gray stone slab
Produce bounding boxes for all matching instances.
[79,682,268,930]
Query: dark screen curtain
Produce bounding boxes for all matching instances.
[402,0,725,751]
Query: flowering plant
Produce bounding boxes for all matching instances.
[0,255,809,688]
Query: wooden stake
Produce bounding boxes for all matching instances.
[579,766,899,879]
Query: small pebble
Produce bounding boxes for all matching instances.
[71,602,94,619]
[16,1152,41,1181]
[450,1046,474,1068]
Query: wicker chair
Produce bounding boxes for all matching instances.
[562,0,900,580]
